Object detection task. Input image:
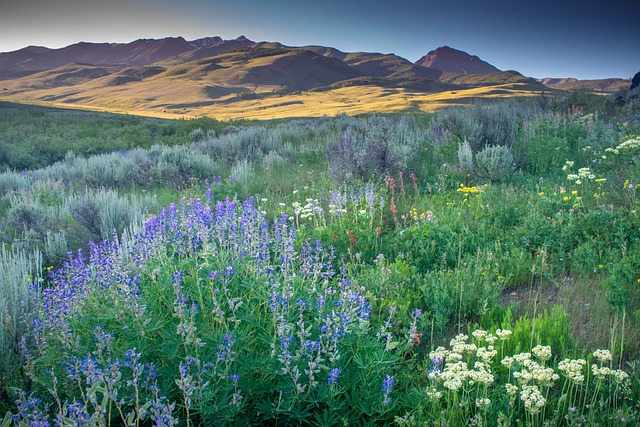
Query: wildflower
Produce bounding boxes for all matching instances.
[501,356,514,368]
[346,230,357,246]
[568,405,577,413]
[443,376,463,391]
[382,374,394,404]
[612,369,629,382]
[476,398,491,409]
[505,383,518,396]
[532,345,552,362]
[477,346,497,363]
[592,364,611,380]
[327,368,341,387]
[495,329,512,340]
[558,358,586,384]
[426,388,442,399]
[472,329,487,341]
[520,385,546,414]
[593,349,612,363]
[413,332,423,345]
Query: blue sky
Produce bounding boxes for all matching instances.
[1,0,637,80]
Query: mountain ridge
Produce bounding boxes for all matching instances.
[0,35,626,119]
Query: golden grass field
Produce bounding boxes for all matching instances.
[0,82,552,120]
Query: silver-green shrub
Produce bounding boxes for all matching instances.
[474,144,515,182]
[428,103,520,151]
[230,159,255,188]
[326,115,424,182]
[458,139,474,173]
[199,127,269,164]
[0,245,41,382]
[154,145,219,188]
[68,188,158,242]
[0,172,31,196]
[262,150,288,169]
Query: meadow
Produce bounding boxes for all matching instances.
[0,93,639,426]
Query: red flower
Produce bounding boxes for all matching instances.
[409,172,417,191]
[347,229,357,246]
[413,332,423,345]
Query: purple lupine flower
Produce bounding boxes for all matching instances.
[327,368,341,387]
[382,374,394,404]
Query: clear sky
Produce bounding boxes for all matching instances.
[1,0,637,80]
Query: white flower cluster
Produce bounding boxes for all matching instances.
[469,361,495,385]
[520,385,546,414]
[495,329,513,340]
[567,167,596,185]
[592,364,612,380]
[507,351,560,387]
[505,383,518,396]
[292,198,324,221]
[593,349,612,363]
[427,331,501,392]
[475,397,491,409]
[477,346,498,363]
[591,364,629,382]
[450,333,478,355]
[532,345,552,362]
[605,137,640,155]
[557,358,586,384]
[426,332,632,416]
[426,387,443,399]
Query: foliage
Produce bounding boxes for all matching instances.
[0,97,639,424]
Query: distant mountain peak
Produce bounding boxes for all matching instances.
[189,36,224,49]
[415,46,500,75]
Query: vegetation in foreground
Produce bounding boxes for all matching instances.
[1,95,639,425]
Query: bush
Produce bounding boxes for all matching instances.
[154,146,219,188]
[0,246,41,391]
[327,116,422,183]
[68,188,158,242]
[475,145,514,182]
[428,103,520,152]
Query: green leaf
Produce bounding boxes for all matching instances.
[2,411,13,427]
[126,412,136,426]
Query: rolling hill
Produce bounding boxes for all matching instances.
[0,35,605,119]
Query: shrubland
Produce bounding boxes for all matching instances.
[0,94,639,425]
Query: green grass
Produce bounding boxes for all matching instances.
[0,95,639,425]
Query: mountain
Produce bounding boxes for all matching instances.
[537,77,629,94]
[0,37,195,79]
[0,36,568,119]
[415,46,501,75]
